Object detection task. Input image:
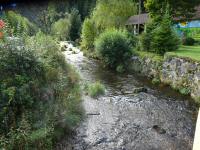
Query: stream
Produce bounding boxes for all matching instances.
[57,46,197,150]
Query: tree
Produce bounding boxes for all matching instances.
[81,18,97,50]
[145,0,200,19]
[69,8,81,41]
[92,0,137,29]
[38,2,58,34]
[51,18,71,41]
[4,11,38,36]
[151,12,180,55]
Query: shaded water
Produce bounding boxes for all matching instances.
[57,50,197,150]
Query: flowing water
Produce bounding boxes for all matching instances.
[57,48,197,150]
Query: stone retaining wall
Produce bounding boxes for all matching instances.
[129,54,200,102]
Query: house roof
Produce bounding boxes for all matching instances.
[126,13,149,25]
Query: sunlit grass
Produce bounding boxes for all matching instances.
[166,45,200,61]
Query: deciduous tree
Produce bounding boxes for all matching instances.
[145,0,200,19]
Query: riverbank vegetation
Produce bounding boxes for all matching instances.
[0,1,90,148]
[95,29,132,71]
[88,82,105,98]
[0,33,83,149]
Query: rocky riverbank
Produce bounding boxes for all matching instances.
[129,52,200,103]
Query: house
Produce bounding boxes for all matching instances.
[126,6,200,35]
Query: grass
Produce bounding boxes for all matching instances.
[166,45,200,61]
[134,50,164,62]
[88,81,105,98]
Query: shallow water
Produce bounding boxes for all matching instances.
[57,49,197,150]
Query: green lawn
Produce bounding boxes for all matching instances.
[167,45,200,61]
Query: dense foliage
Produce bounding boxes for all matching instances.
[0,14,82,149]
[145,0,200,19]
[30,0,96,38]
[95,29,132,69]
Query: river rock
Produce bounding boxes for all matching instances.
[152,125,166,134]
[133,87,148,93]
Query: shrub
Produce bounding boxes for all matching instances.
[88,82,105,98]
[81,18,97,51]
[182,37,195,46]
[151,13,180,55]
[95,29,132,69]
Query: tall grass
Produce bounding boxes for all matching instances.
[88,81,105,98]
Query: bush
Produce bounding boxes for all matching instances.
[95,29,132,69]
[182,37,195,46]
[151,14,180,55]
[88,82,105,98]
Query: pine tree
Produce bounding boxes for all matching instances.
[151,11,180,55]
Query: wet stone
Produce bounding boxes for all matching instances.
[152,125,166,134]
[133,87,148,93]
